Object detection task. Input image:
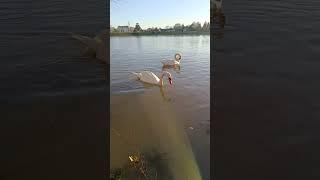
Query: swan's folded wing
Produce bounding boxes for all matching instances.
[140,71,160,83]
[160,60,167,64]
[161,59,175,65]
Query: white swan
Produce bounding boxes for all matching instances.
[161,53,182,66]
[131,71,173,86]
[71,29,107,64]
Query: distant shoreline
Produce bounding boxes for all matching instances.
[110,31,210,36]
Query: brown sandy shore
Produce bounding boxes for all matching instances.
[0,90,108,180]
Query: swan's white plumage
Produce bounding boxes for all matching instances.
[133,71,160,85]
[131,71,172,86]
[161,53,182,66]
[161,59,180,66]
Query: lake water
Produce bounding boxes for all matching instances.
[0,0,107,101]
[110,35,210,179]
[1,1,108,179]
[214,0,320,179]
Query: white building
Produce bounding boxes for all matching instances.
[117,26,134,33]
[117,26,130,32]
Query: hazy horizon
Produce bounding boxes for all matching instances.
[111,0,209,29]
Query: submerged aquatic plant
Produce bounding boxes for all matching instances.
[110,149,173,180]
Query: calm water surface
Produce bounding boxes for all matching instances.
[0,0,106,101]
[1,1,107,179]
[110,35,210,179]
[214,0,320,179]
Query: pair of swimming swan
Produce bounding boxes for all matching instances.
[132,53,182,87]
[71,30,181,87]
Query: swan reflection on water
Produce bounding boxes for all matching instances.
[159,87,172,102]
[138,82,172,102]
[128,74,173,102]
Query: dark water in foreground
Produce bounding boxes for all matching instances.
[1,1,107,179]
[214,0,320,179]
[0,0,106,100]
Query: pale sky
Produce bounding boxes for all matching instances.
[111,0,210,29]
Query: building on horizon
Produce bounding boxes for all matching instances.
[117,26,129,32]
[161,27,174,32]
[116,25,135,33]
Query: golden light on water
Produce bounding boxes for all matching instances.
[110,87,203,179]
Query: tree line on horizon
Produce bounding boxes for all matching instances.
[170,21,210,32]
[111,21,210,33]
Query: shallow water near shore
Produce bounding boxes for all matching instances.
[110,35,210,179]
